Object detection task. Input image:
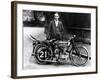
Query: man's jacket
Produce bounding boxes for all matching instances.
[47,20,64,39]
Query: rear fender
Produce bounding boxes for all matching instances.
[32,42,39,56]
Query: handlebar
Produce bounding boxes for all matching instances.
[67,35,76,42]
[49,35,76,41]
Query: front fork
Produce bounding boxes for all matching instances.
[69,43,81,60]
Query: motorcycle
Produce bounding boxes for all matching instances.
[30,35,89,66]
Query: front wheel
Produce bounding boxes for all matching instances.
[70,46,88,66]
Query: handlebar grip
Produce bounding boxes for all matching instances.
[73,35,76,38]
[69,35,76,41]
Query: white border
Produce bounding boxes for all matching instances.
[17,3,96,76]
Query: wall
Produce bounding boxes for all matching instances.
[0,0,99,80]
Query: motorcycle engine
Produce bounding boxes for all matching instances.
[61,47,69,60]
[54,41,70,61]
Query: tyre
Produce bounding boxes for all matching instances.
[33,43,53,64]
[70,46,88,66]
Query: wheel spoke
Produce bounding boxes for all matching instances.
[70,47,88,66]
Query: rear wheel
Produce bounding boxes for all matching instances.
[34,44,53,64]
[70,47,88,66]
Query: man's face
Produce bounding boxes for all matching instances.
[54,15,59,20]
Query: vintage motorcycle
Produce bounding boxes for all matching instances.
[30,35,89,66]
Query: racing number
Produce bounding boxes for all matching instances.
[40,50,47,58]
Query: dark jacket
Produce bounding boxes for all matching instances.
[47,20,64,40]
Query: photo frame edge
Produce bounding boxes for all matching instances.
[11,1,17,78]
[11,1,98,78]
